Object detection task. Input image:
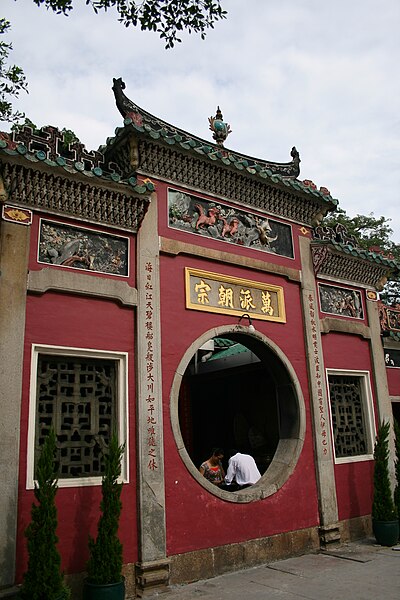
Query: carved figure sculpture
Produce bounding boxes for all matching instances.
[255,217,278,247]
[194,203,220,229]
[220,216,239,238]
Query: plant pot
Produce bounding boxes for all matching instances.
[82,578,125,600]
[372,519,399,546]
[19,590,69,600]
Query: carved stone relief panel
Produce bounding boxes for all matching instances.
[168,188,294,259]
[318,283,364,319]
[38,219,129,276]
[386,308,400,332]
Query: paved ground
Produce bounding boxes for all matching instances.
[151,538,400,600]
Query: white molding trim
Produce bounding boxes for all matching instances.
[326,368,376,464]
[26,343,129,489]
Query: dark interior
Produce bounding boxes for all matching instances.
[178,333,299,477]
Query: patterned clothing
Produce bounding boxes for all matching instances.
[200,461,224,485]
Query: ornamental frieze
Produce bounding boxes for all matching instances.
[379,302,400,333]
[38,220,129,276]
[139,141,330,226]
[185,267,286,323]
[169,189,294,259]
[1,162,149,232]
[318,283,364,319]
[387,308,400,331]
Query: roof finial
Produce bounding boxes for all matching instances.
[208,106,232,146]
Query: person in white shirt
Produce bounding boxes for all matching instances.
[224,449,261,489]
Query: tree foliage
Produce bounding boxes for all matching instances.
[0,18,27,123]
[32,0,227,48]
[323,207,400,305]
[372,420,397,522]
[394,418,400,521]
[86,432,125,585]
[20,429,70,600]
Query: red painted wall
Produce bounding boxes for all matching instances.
[16,215,138,580]
[321,331,375,520]
[159,249,320,555]
[387,366,400,397]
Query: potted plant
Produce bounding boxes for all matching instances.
[394,418,400,529]
[372,420,399,546]
[83,432,125,600]
[20,428,70,600]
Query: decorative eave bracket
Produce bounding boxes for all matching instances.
[311,241,394,291]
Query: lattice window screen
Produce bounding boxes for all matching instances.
[328,374,367,458]
[35,355,117,478]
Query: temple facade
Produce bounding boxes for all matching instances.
[1,79,399,598]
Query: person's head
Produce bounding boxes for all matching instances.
[211,447,224,461]
[228,448,239,459]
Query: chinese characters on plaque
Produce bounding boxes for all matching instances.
[143,261,159,471]
[185,268,286,323]
[308,293,329,456]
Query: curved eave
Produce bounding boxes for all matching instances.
[311,240,400,277]
[0,140,155,195]
[101,119,338,209]
[314,240,400,271]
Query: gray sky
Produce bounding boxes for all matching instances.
[2,0,400,242]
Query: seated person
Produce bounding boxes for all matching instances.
[199,448,225,486]
[225,449,261,489]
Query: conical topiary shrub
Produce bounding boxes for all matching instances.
[394,418,400,521]
[372,420,398,546]
[20,428,70,600]
[85,432,125,588]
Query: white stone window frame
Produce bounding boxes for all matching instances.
[170,325,306,503]
[27,344,129,489]
[326,368,376,464]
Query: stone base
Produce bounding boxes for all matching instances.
[339,514,372,542]
[63,517,372,598]
[319,523,341,548]
[135,559,170,597]
[169,527,320,586]
[0,585,20,600]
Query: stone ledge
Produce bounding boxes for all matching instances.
[320,317,371,338]
[28,268,138,306]
[160,237,301,282]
